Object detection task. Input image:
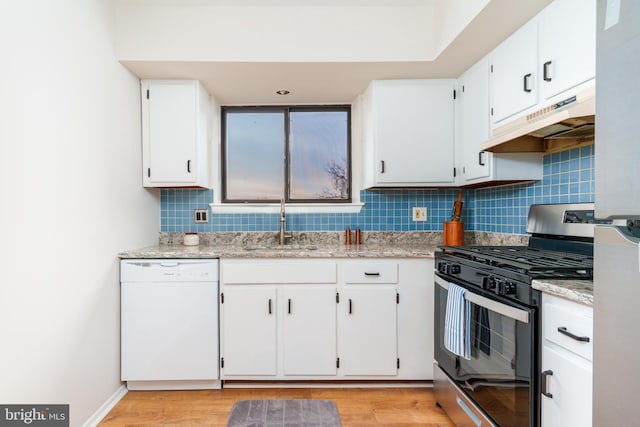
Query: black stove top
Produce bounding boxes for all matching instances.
[438,245,593,280]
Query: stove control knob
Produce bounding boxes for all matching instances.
[495,280,516,296]
[450,264,461,274]
[481,276,495,290]
[504,281,516,295]
[437,262,447,274]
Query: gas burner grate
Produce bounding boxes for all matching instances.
[440,245,593,278]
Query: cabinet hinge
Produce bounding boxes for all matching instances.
[146,89,149,99]
[397,358,400,369]
[220,293,224,304]
[221,357,224,368]
[453,89,456,100]
[396,293,399,304]
[337,358,340,368]
[336,292,339,304]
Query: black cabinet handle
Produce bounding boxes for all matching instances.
[541,370,554,398]
[348,299,353,314]
[268,298,272,315]
[478,151,486,166]
[543,61,553,82]
[557,326,590,342]
[187,160,192,173]
[380,160,385,174]
[288,298,292,314]
[523,73,533,93]
[364,272,380,277]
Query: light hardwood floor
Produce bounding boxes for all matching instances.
[99,387,455,426]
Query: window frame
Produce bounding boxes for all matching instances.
[221,105,351,204]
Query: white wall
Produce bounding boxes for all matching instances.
[0,1,159,426]
[433,0,489,57]
[113,1,435,62]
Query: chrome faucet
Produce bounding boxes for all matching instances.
[279,198,292,245]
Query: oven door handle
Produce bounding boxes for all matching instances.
[435,275,530,324]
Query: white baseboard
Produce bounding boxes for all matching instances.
[223,380,433,389]
[82,384,128,427]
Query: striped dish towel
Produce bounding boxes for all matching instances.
[444,283,471,360]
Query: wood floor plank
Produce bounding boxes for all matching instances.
[99,387,454,426]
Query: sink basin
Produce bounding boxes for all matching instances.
[243,244,318,251]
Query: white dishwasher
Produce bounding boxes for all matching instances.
[120,259,220,390]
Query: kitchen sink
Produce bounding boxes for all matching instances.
[242,244,318,251]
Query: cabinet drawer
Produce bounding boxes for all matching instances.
[543,298,593,361]
[222,260,337,284]
[342,261,398,284]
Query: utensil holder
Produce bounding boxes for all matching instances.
[443,221,464,246]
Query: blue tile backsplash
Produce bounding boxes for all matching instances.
[161,188,469,232]
[160,145,594,235]
[470,145,594,234]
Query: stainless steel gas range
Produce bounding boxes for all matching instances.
[433,203,602,427]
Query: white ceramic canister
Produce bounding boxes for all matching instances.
[183,232,200,246]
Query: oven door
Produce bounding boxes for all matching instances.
[434,274,538,427]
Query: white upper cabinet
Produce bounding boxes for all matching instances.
[490,20,539,125]
[489,0,596,128]
[458,58,492,182]
[362,80,456,187]
[538,0,596,101]
[141,80,212,188]
[457,58,543,185]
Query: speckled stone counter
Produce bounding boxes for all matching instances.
[118,242,441,259]
[120,231,448,259]
[532,279,593,306]
[118,231,531,260]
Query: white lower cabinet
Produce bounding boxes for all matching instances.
[282,286,337,376]
[219,258,433,381]
[341,286,397,376]
[541,293,593,427]
[220,286,277,376]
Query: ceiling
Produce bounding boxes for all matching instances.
[116,0,553,104]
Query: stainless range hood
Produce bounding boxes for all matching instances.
[481,86,595,152]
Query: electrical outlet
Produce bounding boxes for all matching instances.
[194,209,208,223]
[412,207,427,222]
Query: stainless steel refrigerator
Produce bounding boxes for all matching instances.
[593,0,640,425]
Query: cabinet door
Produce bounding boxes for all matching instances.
[458,59,492,182]
[145,82,197,185]
[281,286,337,376]
[373,80,455,185]
[221,286,277,376]
[541,346,592,427]
[539,0,596,100]
[396,259,434,380]
[342,286,397,376]
[490,21,538,125]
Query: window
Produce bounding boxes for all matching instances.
[222,106,350,203]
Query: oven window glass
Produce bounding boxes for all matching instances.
[435,282,536,427]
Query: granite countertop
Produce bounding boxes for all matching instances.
[119,231,531,260]
[118,242,440,259]
[532,279,593,307]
